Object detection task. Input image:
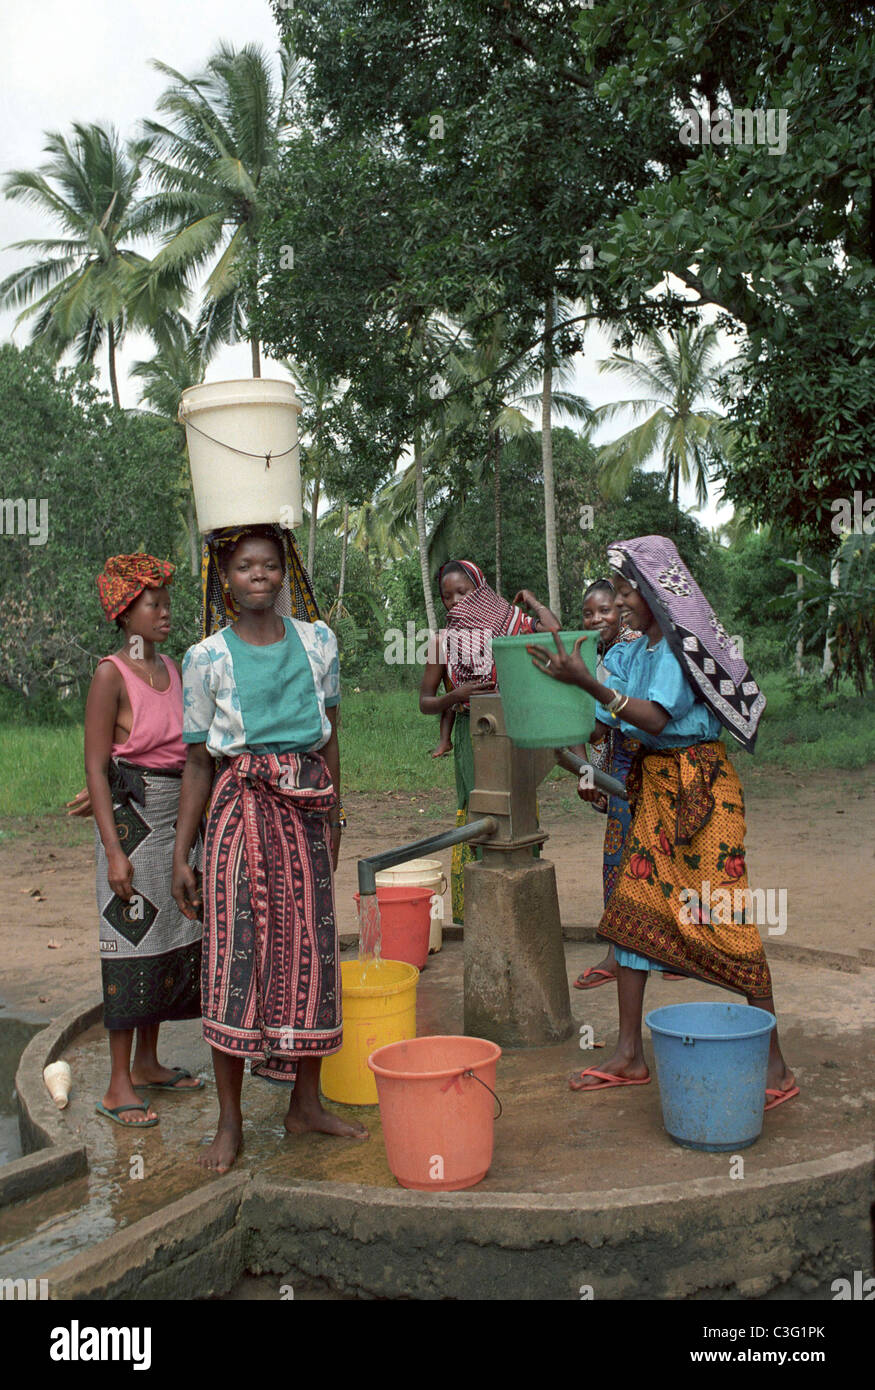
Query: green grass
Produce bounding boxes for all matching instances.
[1,676,873,821]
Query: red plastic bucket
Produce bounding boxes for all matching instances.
[353,886,433,969]
[368,1035,502,1191]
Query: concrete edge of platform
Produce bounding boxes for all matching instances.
[10,998,103,1203]
[43,1171,249,1300]
[240,1147,874,1300]
[0,1142,87,1209]
[32,1144,874,1301]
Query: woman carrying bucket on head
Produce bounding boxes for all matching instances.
[171,523,367,1173]
[527,536,798,1112]
[419,560,559,924]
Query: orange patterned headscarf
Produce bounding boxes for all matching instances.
[97,554,175,621]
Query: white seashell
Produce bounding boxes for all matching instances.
[43,1060,72,1109]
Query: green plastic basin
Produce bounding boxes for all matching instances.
[491,630,598,748]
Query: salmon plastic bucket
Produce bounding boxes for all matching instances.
[490,630,598,748]
[353,886,433,969]
[375,857,448,954]
[368,1034,502,1191]
[321,959,419,1107]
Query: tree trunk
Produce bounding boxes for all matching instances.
[672,460,679,506]
[822,551,840,678]
[493,430,503,594]
[307,471,320,582]
[186,495,199,577]
[541,295,561,620]
[795,550,804,676]
[415,428,438,632]
[107,321,120,409]
[250,336,261,378]
[338,501,349,607]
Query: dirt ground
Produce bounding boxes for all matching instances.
[0,763,872,1022]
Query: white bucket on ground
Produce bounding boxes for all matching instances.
[375,857,447,954]
[178,378,303,534]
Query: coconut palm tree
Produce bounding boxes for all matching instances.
[140,43,299,376]
[0,123,183,407]
[447,313,592,595]
[595,323,734,508]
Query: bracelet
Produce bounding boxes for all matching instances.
[606,688,623,712]
[614,694,629,715]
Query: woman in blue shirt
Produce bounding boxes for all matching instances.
[528,536,797,1112]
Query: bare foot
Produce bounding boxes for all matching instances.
[766,1059,796,1094]
[569,1049,649,1091]
[197,1121,243,1172]
[284,1101,369,1140]
[131,1063,202,1089]
[102,1083,157,1124]
[430,742,452,758]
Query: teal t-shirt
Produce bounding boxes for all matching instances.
[182,617,340,758]
[595,636,723,749]
[223,620,325,753]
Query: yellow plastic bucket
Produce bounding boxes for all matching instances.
[321,959,419,1106]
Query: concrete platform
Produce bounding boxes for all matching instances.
[4,940,873,1300]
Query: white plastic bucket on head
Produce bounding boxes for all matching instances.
[375,858,447,954]
[178,378,303,534]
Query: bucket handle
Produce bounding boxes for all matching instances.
[439,1068,503,1119]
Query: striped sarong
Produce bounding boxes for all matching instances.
[201,749,341,1081]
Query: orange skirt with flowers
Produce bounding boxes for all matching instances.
[598,741,772,999]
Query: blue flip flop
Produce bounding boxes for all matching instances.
[135,1068,205,1092]
[95,1101,159,1127]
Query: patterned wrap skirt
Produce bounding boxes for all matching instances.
[600,728,642,906]
[96,762,202,1030]
[201,749,341,1082]
[598,741,773,999]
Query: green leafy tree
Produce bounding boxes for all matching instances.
[130,318,205,574]
[0,345,197,702]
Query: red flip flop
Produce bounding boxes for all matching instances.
[573,967,617,991]
[764,1085,800,1112]
[569,1067,651,1092]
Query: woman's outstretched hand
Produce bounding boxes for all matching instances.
[526,630,593,689]
[513,590,560,634]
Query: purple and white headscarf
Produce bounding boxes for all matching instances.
[607,535,766,753]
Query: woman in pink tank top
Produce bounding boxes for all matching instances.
[81,554,204,1129]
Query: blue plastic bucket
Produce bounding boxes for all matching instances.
[645,1002,775,1152]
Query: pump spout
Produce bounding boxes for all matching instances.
[357,816,498,897]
